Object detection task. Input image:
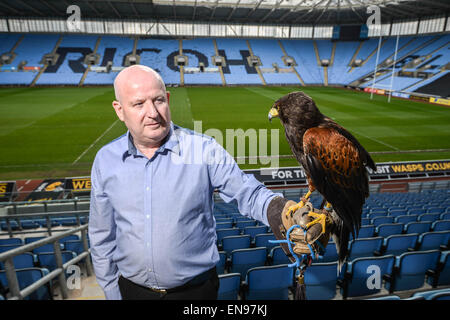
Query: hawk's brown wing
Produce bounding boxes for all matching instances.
[303,126,370,262]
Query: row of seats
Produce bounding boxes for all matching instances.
[217,249,450,300]
[0,216,88,231]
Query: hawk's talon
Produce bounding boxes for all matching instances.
[305,211,328,235]
[286,201,305,218]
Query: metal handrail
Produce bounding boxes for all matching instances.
[0,224,93,300]
[0,210,89,238]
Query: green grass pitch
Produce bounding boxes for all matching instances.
[0,86,450,180]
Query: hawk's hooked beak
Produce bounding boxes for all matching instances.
[268,107,279,122]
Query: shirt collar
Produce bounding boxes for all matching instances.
[123,122,180,161]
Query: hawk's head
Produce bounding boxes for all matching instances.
[268,91,323,127]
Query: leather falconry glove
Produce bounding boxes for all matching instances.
[267,197,334,261]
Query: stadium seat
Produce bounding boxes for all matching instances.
[304,262,338,300]
[235,220,257,232]
[37,251,77,274]
[216,228,240,246]
[243,265,294,300]
[371,217,394,227]
[230,247,267,279]
[0,253,36,270]
[0,238,23,246]
[254,233,276,252]
[63,240,85,255]
[386,250,440,293]
[377,234,418,256]
[340,255,395,299]
[427,250,450,287]
[395,215,418,224]
[32,243,64,254]
[357,226,375,239]
[0,244,22,254]
[389,210,407,217]
[216,221,233,229]
[222,235,251,257]
[418,213,441,223]
[376,223,403,238]
[0,267,51,300]
[243,226,268,242]
[218,273,241,300]
[347,237,383,260]
[321,242,339,263]
[427,208,446,214]
[269,246,291,265]
[432,220,450,232]
[404,221,432,234]
[417,231,450,251]
[216,251,227,274]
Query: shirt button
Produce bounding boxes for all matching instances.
[146,215,150,219]
[148,268,152,272]
[146,187,149,191]
[147,242,150,247]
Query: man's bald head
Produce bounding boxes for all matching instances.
[114,65,166,104]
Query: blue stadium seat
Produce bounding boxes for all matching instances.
[441,213,450,220]
[63,240,85,255]
[376,223,403,238]
[0,253,36,270]
[432,220,450,232]
[254,233,276,252]
[216,251,227,275]
[389,210,407,217]
[340,255,395,298]
[216,228,240,246]
[37,251,77,274]
[218,273,241,300]
[357,226,375,239]
[395,215,418,224]
[0,244,22,254]
[427,250,450,287]
[427,207,446,214]
[348,237,383,260]
[243,226,268,242]
[0,238,23,246]
[32,243,64,254]
[417,231,450,251]
[0,267,51,300]
[269,246,291,265]
[304,262,338,300]
[404,221,432,234]
[222,235,251,257]
[230,247,267,280]
[243,265,294,300]
[386,250,440,293]
[418,213,441,223]
[235,220,257,232]
[216,221,234,229]
[371,217,394,227]
[321,242,339,262]
[379,234,418,256]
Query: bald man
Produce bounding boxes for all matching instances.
[89,65,327,300]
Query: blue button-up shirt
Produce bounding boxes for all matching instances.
[89,122,279,300]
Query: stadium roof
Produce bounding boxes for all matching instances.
[0,0,448,25]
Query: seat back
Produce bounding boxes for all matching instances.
[348,237,383,260]
[0,268,51,300]
[344,255,395,298]
[395,215,417,224]
[321,242,339,262]
[216,251,227,275]
[432,220,450,232]
[245,265,294,300]
[231,247,267,279]
[405,222,432,234]
[0,253,35,270]
[388,250,440,292]
[216,228,240,245]
[418,231,450,251]
[384,234,418,256]
[222,235,251,256]
[0,238,23,246]
[269,246,291,265]
[357,226,375,239]
[254,233,276,252]
[304,262,338,300]
[218,273,241,300]
[376,224,403,238]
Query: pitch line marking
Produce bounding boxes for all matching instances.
[350,129,400,151]
[72,119,119,165]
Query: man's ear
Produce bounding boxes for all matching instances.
[112,101,125,122]
[166,91,170,105]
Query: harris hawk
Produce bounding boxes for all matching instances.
[268,91,376,266]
